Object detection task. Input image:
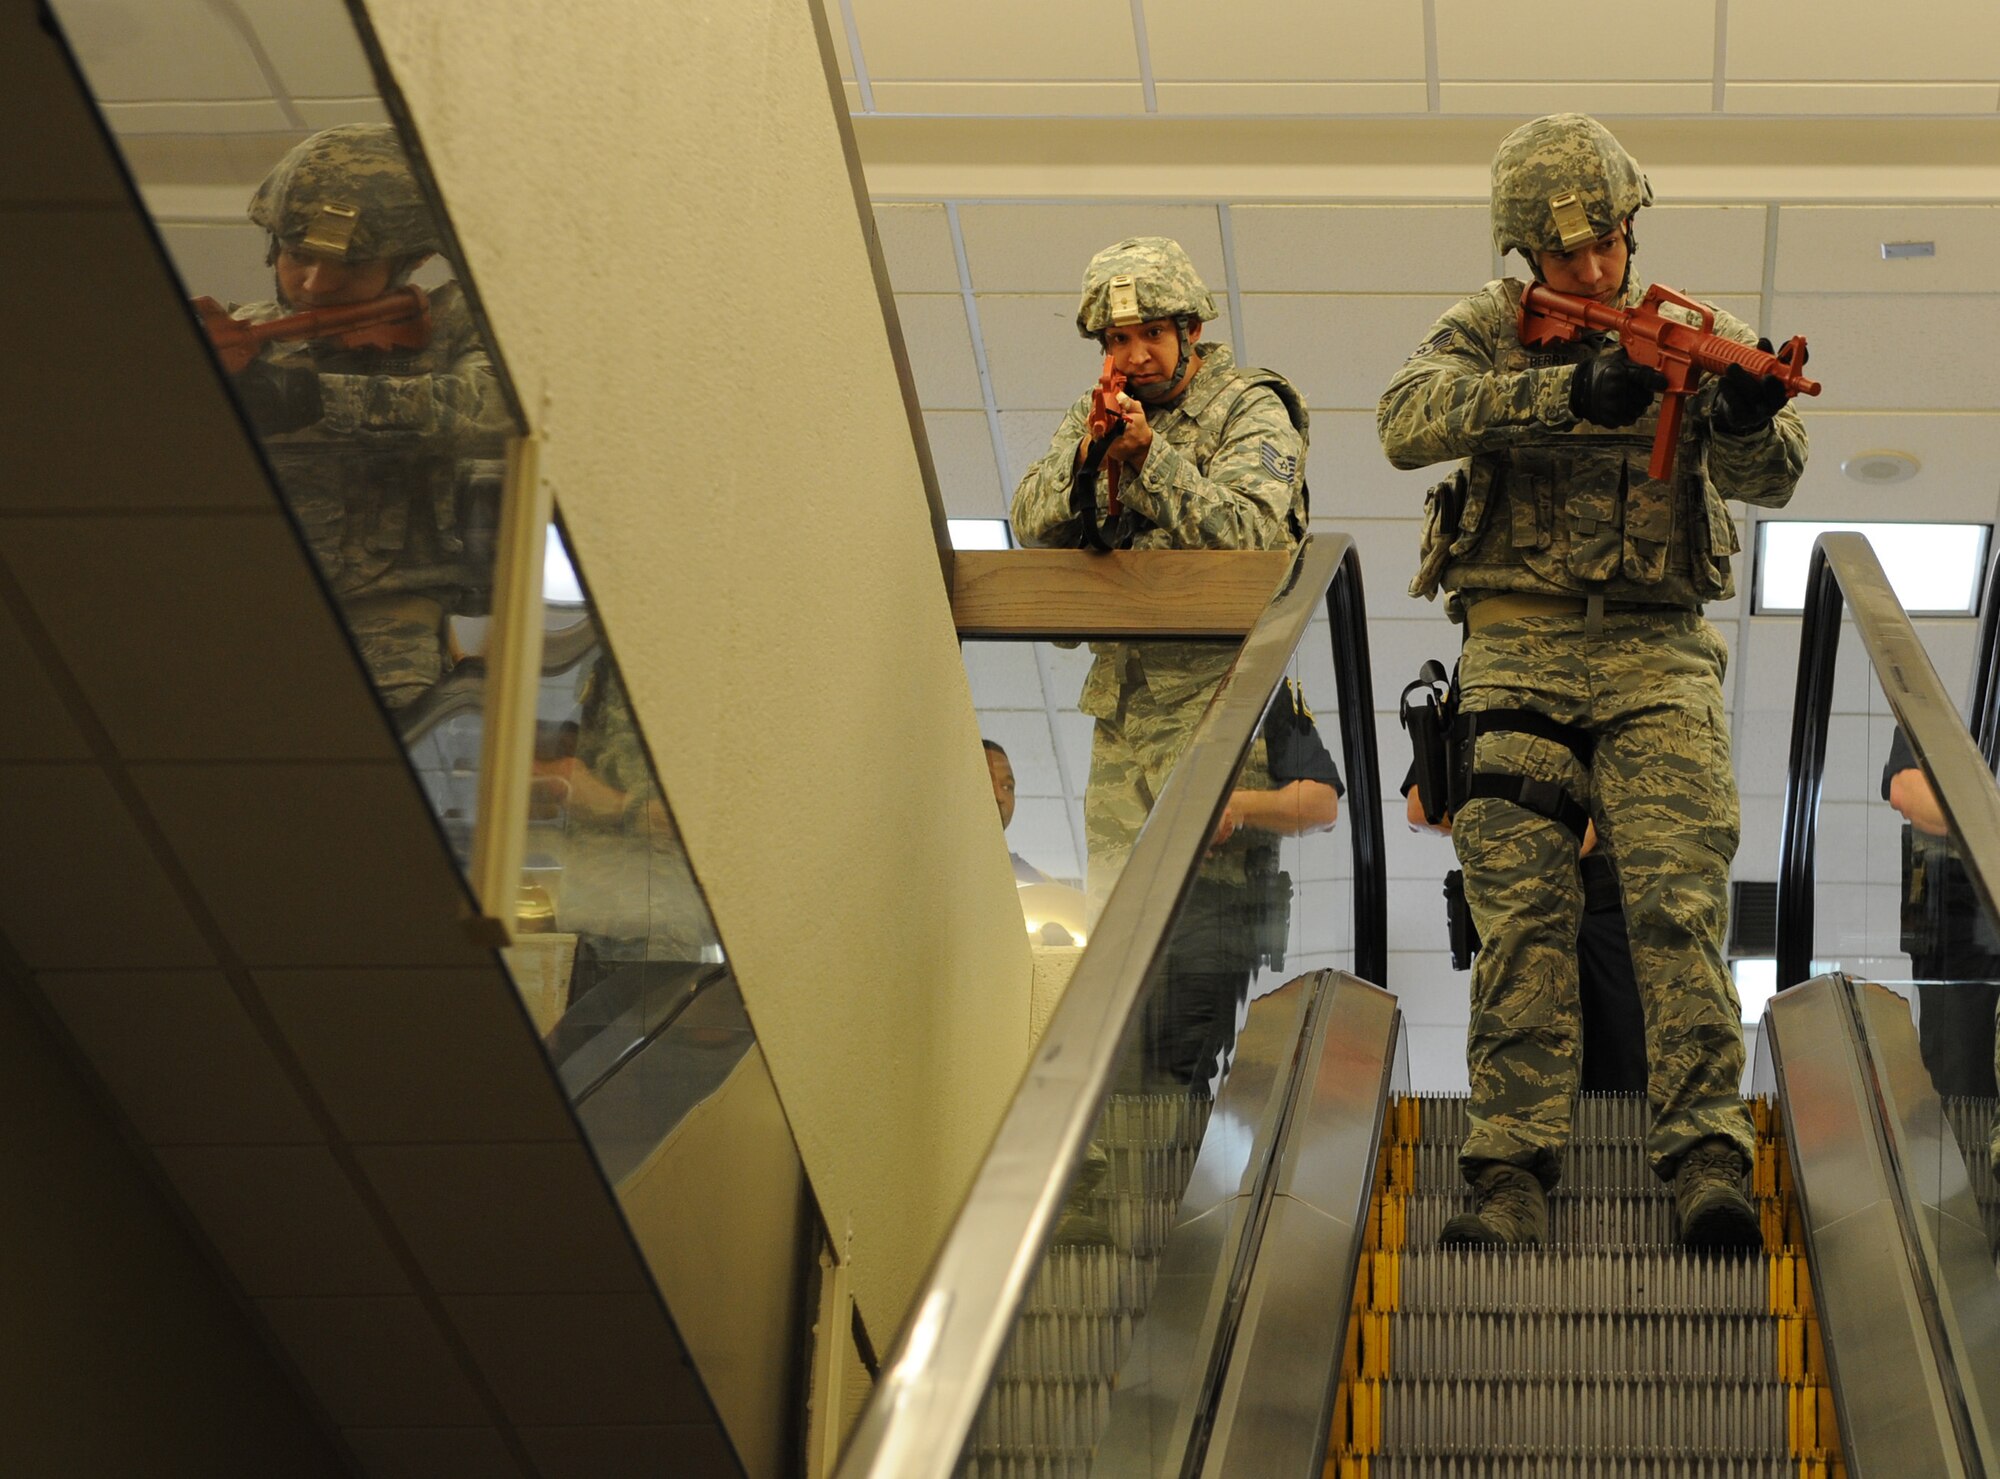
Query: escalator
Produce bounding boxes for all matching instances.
[840,530,2000,1479]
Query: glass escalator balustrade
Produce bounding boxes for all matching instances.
[52,0,744,1189]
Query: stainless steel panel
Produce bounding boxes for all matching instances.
[1092,978,1317,1478]
[1852,981,2000,1475]
[1768,975,1969,1479]
[1201,976,1399,1477]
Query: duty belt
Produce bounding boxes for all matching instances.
[1465,592,1690,635]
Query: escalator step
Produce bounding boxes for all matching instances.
[1413,1140,1660,1194]
[1412,1093,1654,1148]
[1364,1455,1800,1478]
[1395,1248,1770,1314]
[1403,1191,1688,1247]
[1388,1310,1778,1379]
[1374,1375,1787,1451]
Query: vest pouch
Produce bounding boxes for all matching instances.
[1410,467,1467,599]
[1565,475,1622,582]
[1620,458,1674,585]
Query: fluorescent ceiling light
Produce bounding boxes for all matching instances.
[544,523,587,606]
[948,518,1013,550]
[1754,521,1989,615]
[1732,958,1778,1023]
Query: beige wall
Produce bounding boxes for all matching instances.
[363,0,1032,1334]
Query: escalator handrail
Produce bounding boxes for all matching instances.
[1778,531,2000,986]
[1324,545,1387,985]
[1969,547,2000,770]
[832,535,1358,1479]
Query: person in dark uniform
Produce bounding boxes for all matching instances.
[1882,729,2000,1098]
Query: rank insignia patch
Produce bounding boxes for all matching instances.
[1260,442,1299,481]
[1412,327,1462,358]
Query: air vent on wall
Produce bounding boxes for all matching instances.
[1728,881,1777,957]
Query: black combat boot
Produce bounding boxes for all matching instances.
[1673,1137,1763,1251]
[1439,1161,1549,1247]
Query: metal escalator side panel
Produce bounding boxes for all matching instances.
[1090,977,1320,1478]
[1200,976,1402,1477]
[1766,974,1971,1479]
[1849,980,2000,1474]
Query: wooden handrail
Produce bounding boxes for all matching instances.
[950,549,1294,639]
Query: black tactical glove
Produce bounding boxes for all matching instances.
[1568,348,1668,428]
[231,359,325,435]
[1711,339,1794,436]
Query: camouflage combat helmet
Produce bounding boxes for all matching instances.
[1490,113,1652,260]
[249,123,441,262]
[1075,237,1218,339]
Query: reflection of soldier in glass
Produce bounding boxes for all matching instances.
[1148,682,1341,1091]
[217,124,511,714]
[1882,730,2000,1099]
[1009,237,1311,921]
[533,656,719,982]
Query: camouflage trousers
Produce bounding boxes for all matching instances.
[1083,682,1206,916]
[343,597,446,712]
[1452,609,1755,1187]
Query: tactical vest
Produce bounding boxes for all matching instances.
[1409,280,1743,616]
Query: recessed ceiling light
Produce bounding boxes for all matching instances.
[1839,450,1920,485]
[1754,520,1989,614]
[1880,240,1936,260]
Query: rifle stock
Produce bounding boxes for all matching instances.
[1520,281,1820,481]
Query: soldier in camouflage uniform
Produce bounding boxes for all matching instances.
[222,124,511,714]
[1377,115,1808,1249]
[1011,237,1317,1096]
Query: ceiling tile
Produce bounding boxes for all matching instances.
[1054,707,1094,784]
[129,762,488,968]
[157,221,276,309]
[873,204,961,293]
[5,211,275,512]
[1231,207,1490,294]
[0,767,215,970]
[97,99,294,133]
[519,1424,739,1479]
[4,515,396,762]
[1306,409,1445,516]
[357,1143,646,1295]
[958,204,1225,295]
[1640,207,1769,296]
[343,1429,524,1479]
[1327,516,1433,625]
[1789,412,2000,524]
[998,410,1069,493]
[1437,0,1715,79]
[3,4,135,205]
[1775,294,2000,411]
[292,97,392,131]
[1440,83,1714,114]
[1141,0,1426,81]
[1154,82,1430,114]
[443,1292,706,1427]
[39,968,319,1143]
[977,711,1061,796]
[255,967,574,1143]
[1726,83,2000,114]
[257,1296,489,1427]
[1240,293,1462,410]
[1725,0,2000,81]
[869,82,1144,114]
[852,0,1137,80]
[1008,797,1080,881]
[963,639,1048,709]
[923,411,1006,517]
[1776,206,2000,294]
[55,0,273,101]
[0,592,89,760]
[156,1144,411,1296]
[236,0,378,97]
[894,294,983,409]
